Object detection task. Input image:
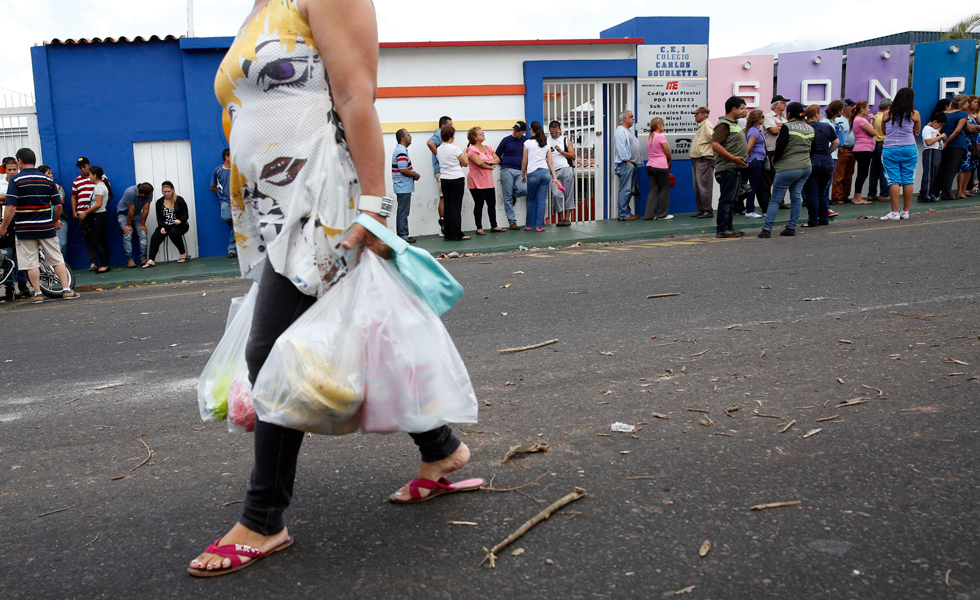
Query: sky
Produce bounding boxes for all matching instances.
[0,0,974,100]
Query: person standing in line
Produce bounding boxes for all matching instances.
[958,97,980,197]
[918,113,946,202]
[496,121,530,229]
[711,96,749,238]
[879,87,921,221]
[77,166,112,273]
[521,121,559,231]
[37,165,69,257]
[868,98,892,201]
[71,157,109,271]
[759,102,813,238]
[934,96,974,200]
[144,181,190,266]
[820,100,846,218]
[849,101,877,205]
[465,126,503,235]
[614,110,641,221]
[436,125,470,241]
[744,110,767,219]
[0,157,29,299]
[391,128,421,243]
[210,149,237,258]
[0,148,80,302]
[831,99,856,204]
[643,117,673,220]
[115,182,153,267]
[426,116,452,234]
[802,105,839,227]
[689,106,715,218]
[547,121,577,226]
[763,95,790,209]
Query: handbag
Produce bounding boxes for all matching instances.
[354,213,463,316]
[669,172,675,188]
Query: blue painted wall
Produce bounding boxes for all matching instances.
[911,39,979,126]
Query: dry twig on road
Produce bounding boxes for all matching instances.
[750,501,801,511]
[131,438,154,472]
[499,339,559,354]
[480,487,586,568]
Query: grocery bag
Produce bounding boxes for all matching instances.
[198,282,259,433]
[252,249,478,435]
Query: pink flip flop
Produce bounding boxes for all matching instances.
[187,536,294,578]
[390,476,485,504]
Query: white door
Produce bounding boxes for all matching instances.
[543,79,633,221]
[132,141,199,260]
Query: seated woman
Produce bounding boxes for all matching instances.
[143,181,189,267]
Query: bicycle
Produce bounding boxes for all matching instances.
[0,246,74,299]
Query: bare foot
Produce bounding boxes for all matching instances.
[390,442,471,502]
[188,522,290,573]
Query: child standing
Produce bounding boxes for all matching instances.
[919,113,947,202]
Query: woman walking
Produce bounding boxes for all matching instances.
[521,121,559,231]
[744,110,767,218]
[643,117,672,220]
[465,127,503,235]
[77,166,112,272]
[880,88,921,221]
[437,125,470,241]
[190,0,480,577]
[143,181,190,267]
[802,105,838,227]
[849,101,876,205]
[758,102,813,238]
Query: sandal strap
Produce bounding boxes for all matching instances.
[202,538,266,568]
[408,477,454,500]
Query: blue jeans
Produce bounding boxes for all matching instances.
[220,201,236,254]
[395,192,412,237]
[117,213,149,262]
[868,142,889,197]
[765,167,811,231]
[526,169,551,228]
[500,168,527,225]
[615,161,635,219]
[714,169,741,233]
[803,158,833,226]
[746,159,765,213]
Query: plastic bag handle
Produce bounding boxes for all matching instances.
[355,213,408,255]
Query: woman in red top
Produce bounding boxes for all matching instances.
[466,127,504,234]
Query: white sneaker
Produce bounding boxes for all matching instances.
[899,211,910,220]
[745,212,763,219]
[661,214,674,220]
[880,212,900,221]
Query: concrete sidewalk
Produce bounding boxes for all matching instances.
[73,197,979,290]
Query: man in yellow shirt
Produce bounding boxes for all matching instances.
[868,98,891,201]
[690,106,715,218]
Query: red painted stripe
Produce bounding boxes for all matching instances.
[379,38,643,49]
[378,84,525,99]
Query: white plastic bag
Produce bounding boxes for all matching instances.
[252,250,478,435]
[198,283,259,433]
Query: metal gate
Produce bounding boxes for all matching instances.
[0,88,42,163]
[542,79,633,222]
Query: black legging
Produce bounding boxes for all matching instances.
[471,187,497,230]
[441,177,466,240]
[148,223,189,260]
[240,260,462,536]
[81,212,111,267]
[852,151,873,197]
[934,147,967,200]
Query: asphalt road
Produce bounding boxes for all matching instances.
[1,207,978,599]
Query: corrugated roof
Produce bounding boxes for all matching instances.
[44,34,182,46]
[825,30,980,51]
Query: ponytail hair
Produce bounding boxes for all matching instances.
[90,166,113,201]
[529,121,547,147]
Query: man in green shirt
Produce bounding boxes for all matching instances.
[711,96,749,238]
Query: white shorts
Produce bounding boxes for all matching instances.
[15,236,64,270]
[434,172,443,197]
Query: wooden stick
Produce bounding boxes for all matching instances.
[499,339,559,354]
[803,428,822,438]
[647,293,681,299]
[836,399,867,409]
[625,475,664,481]
[779,420,796,433]
[752,413,782,419]
[750,500,801,511]
[83,532,101,547]
[816,414,840,422]
[131,437,153,472]
[481,471,549,493]
[65,396,82,405]
[38,507,69,518]
[480,487,586,568]
[221,500,243,507]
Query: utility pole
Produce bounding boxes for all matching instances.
[187,0,195,38]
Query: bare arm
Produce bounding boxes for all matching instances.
[469,152,493,170]
[140,204,150,229]
[746,136,757,153]
[426,140,438,156]
[457,149,468,168]
[0,204,14,235]
[946,118,967,146]
[860,123,876,137]
[71,192,78,218]
[662,142,672,168]
[302,0,388,255]
[546,149,558,182]
[521,147,528,181]
[559,139,575,162]
[912,111,921,138]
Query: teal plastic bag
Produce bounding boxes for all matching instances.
[354,213,463,315]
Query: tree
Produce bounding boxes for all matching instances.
[942,13,980,41]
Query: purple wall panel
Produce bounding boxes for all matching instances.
[776,50,843,107]
[844,45,911,112]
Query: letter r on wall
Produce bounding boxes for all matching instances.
[940,77,966,99]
